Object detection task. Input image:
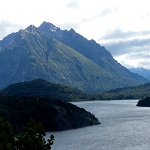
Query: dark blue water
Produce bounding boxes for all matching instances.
[46,100,150,150]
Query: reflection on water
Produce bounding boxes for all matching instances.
[46,100,150,150]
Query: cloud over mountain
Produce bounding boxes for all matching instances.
[100,28,150,68]
[1,0,150,69]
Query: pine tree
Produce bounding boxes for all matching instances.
[0,118,54,150]
[15,118,54,150]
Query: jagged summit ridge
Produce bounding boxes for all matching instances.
[0,21,148,92]
[39,21,58,32]
[25,25,38,33]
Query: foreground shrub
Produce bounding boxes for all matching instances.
[0,118,54,150]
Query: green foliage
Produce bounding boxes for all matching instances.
[0,118,14,150]
[15,119,54,150]
[1,79,90,102]
[0,96,100,132]
[0,118,54,150]
[92,82,150,100]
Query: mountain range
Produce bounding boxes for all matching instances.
[0,21,148,92]
[129,67,150,81]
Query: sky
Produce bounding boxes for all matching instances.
[1,0,150,69]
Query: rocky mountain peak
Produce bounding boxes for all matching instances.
[39,21,58,32]
[69,28,76,33]
[25,25,38,33]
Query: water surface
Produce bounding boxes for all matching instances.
[46,100,150,150]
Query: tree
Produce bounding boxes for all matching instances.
[0,118,14,150]
[15,118,54,150]
[0,118,54,150]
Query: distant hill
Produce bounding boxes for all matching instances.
[1,79,90,102]
[129,67,150,81]
[93,82,150,100]
[0,96,100,132]
[0,22,148,92]
[136,97,150,107]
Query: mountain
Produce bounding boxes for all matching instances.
[39,22,148,82]
[1,78,90,102]
[0,96,100,132]
[129,67,150,81]
[93,82,150,100]
[0,22,148,92]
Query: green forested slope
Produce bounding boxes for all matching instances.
[1,79,90,102]
[0,96,100,132]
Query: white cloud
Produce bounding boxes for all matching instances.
[115,53,150,69]
[1,0,150,68]
[0,21,25,39]
[105,38,150,69]
[101,28,150,43]
[1,0,150,40]
[66,1,80,9]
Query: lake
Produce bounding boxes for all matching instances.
[45,100,150,150]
